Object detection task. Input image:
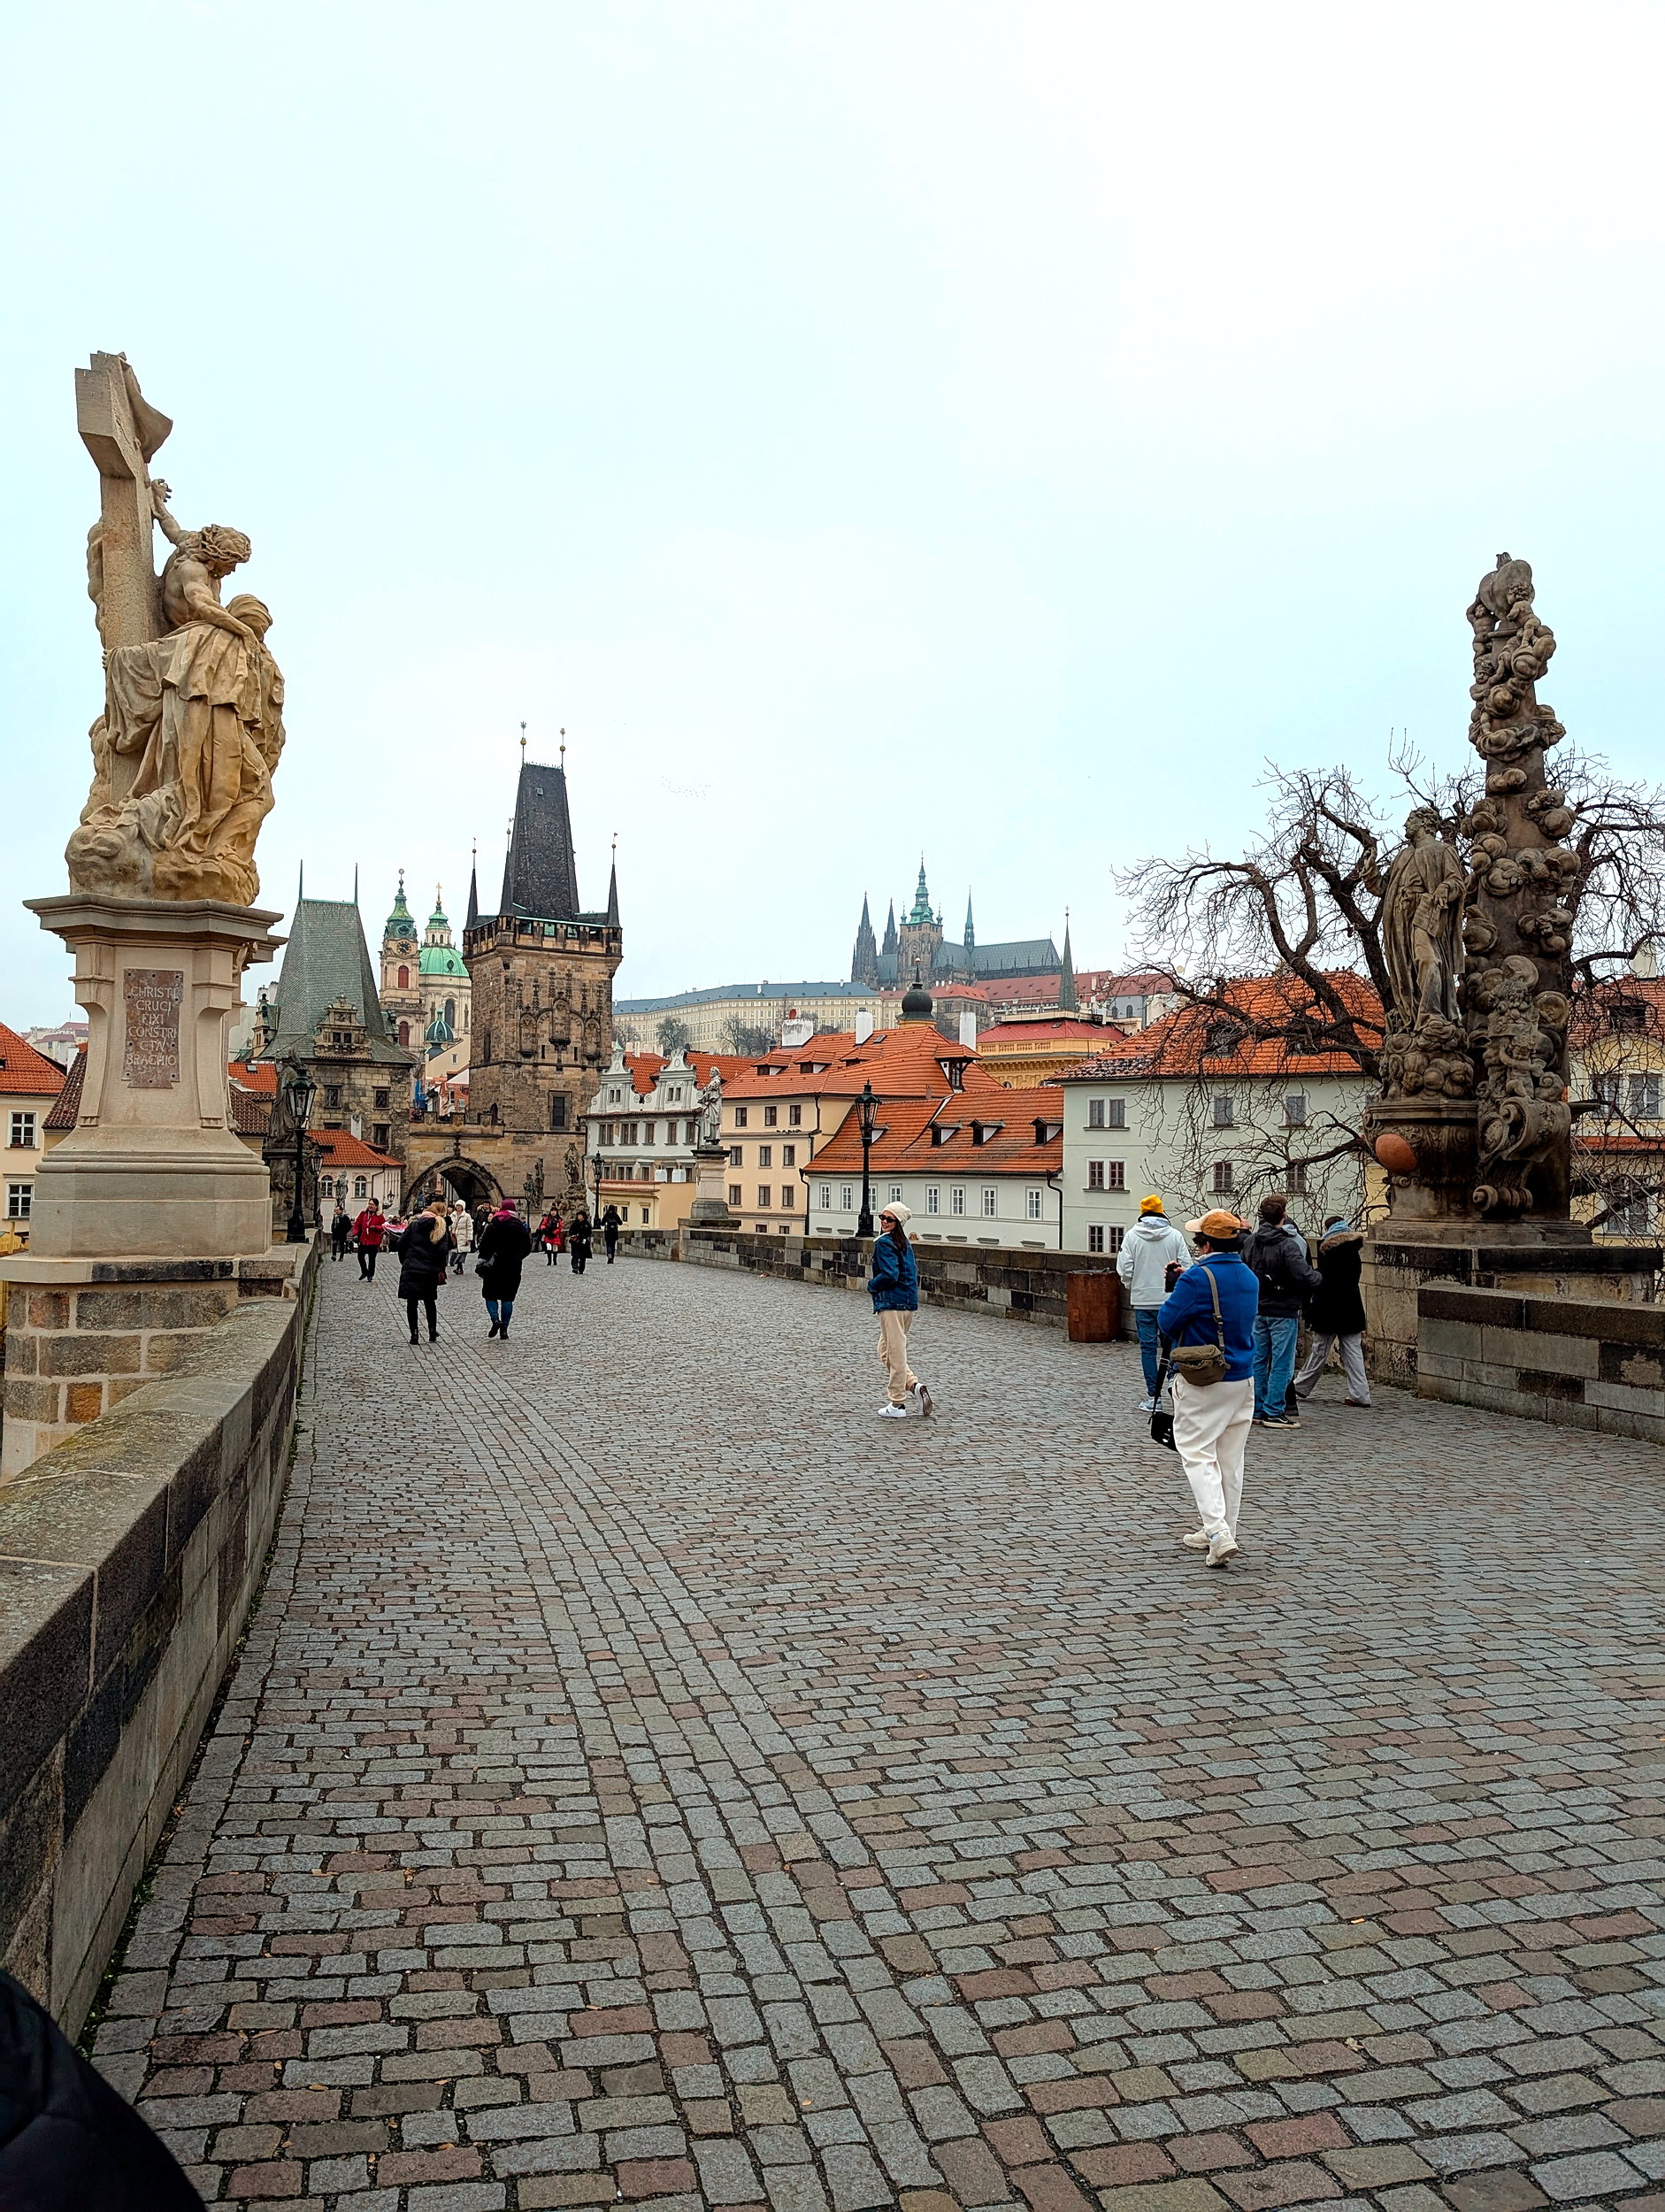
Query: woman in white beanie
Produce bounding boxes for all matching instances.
[870,1203,932,1417]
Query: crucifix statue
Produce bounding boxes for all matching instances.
[67,352,286,909]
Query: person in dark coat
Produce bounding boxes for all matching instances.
[566,1210,593,1274]
[0,1967,202,2209]
[478,1202,534,1337]
[329,1202,351,1260]
[1292,1217,1371,1406]
[1244,1193,1322,1429]
[601,1202,623,1262]
[391,1197,452,1344]
[871,1202,931,1417]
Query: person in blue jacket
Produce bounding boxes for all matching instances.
[1156,1209,1258,1565]
[870,1202,932,1418]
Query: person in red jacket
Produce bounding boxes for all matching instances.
[352,1202,386,1280]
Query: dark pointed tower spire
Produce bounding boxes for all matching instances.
[1058,909,1078,1011]
[963,892,975,955]
[498,754,581,919]
[465,842,480,929]
[909,856,933,926]
[851,893,879,985]
[881,899,898,956]
[606,834,620,927]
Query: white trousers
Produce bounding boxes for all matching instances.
[1293,1332,1370,1404]
[1172,1376,1253,1541]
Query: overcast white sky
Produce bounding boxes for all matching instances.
[4,1,1662,1023]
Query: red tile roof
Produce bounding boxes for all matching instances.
[0,1023,70,1098]
[980,1018,1116,1045]
[721,1022,978,1102]
[618,1050,753,1097]
[228,1056,279,1094]
[805,1069,1065,1179]
[42,1044,87,1130]
[311,1128,402,1168]
[228,1083,272,1136]
[1060,972,1384,1081]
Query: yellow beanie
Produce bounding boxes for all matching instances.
[1139,1194,1165,1215]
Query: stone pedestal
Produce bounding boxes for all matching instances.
[1362,1234,1661,1392]
[20,894,281,1258]
[687,1141,737,1225]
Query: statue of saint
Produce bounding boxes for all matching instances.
[1379,807,1466,1025]
[67,360,285,909]
[695,1072,724,1148]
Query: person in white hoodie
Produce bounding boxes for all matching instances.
[1116,1195,1193,1410]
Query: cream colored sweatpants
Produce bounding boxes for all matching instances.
[1172,1375,1253,1542]
[876,1310,917,1404]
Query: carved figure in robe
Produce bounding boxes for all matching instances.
[1378,807,1466,1024]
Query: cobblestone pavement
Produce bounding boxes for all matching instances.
[95,1256,1665,2212]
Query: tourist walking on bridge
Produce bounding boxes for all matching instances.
[449,1199,471,1273]
[1157,1210,1256,1565]
[1246,1193,1321,1429]
[1117,1194,1191,1411]
[567,1210,593,1274]
[871,1202,932,1417]
[602,1202,623,1261]
[1293,1216,1371,1407]
[329,1200,351,1260]
[536,1208,561,1263]
[391,1196,452,1345]
[477,1200,533,1338]
[352,1200,386,1280]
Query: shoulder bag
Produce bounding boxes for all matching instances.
[1169,1263,1227,1387]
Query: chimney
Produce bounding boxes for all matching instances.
[958,1009,978,1049]
[854,1009,875,1044]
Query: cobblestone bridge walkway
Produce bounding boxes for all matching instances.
[96,1256,1663,2212]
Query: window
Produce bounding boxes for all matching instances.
[373,1087,390,1110]
[1629,1073,1662,1120]
[320,1174,334,1198]
[1087,1160,1105,1190]
[396,965,410,987]
[1107,1225,1125,1254]
[8,1181,35,1219]
[1612,1189,1651,1235]
[608,1087,623,1105]
[889,1186,903,1203]
[950,1187,965,1215]
[444,998,456,1027]
[840,1185,854,1210]
[549,1094,568,1132]
[1287,1161,1308,1194]
[9,1112,36,1149]
[1026,1189,1043,1220]
[763,1104,779,1127]
[323,1085,341,1109]
[1285,1092,1308,1125]
[1106,1161,1125,1189]
[1106,1098,1126,1127]
[1087,1224,1105,1254]
[734,1107,749,1127]
[757,1186,772,1209]
[1087,1099,1105,1128]
[757,1144,773,1168]
[728,1184,743,1206]
[397,1019,410,1047]
[788,1103,802,1127]
[354,1175,367,1199]
[729,1145,744,1166]
[372,1124,391,1153]
[1594,1071,1621,1106]
[982,1187,997,1216]
[780,1183,795,1209]
[819,1185,832,1209]
[1212,1159,1234,1194]
[641,1206,651,1223]
[926,1187,940,1214]
[1212,1094,1235,1127]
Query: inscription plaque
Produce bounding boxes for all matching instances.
[123,968,184,1087]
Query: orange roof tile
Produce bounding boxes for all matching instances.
[229,1056,279,1094]
[0,1023,70,1097]
[619,1050,754,1097]
[42,1044,88,1130]
[806,1070,1065,1178]
[1060,972,1384,1082]
[721,1023,978,1102]
[311,1128,402,1168]
[980,1018,1116,1045]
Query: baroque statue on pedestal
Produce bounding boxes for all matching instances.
[66,355,285,909]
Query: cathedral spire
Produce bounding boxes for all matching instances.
[465,844,479,929]
[881,899,898,956]
[851,893,879,985]
[1058,910,1078,1012]
[963,892,975,955]
[606,834,620,927]
[909,857,933,926]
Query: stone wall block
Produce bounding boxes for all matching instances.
[0,1468,170,1679]
[1585,1376,1665,1418]
[1416,1317,1485,1360]
[74,1284,236,1333]
[6,1332,38,1376]
[4,1379,61,1426]
[65,1384,104,1425]
[27,1291,71,1331]
[0,1560,94,1817]
[39,1331,143,1379]
[1477,1325,1598,1378]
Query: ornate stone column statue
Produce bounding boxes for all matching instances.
[0,357,287,1473]
[1367,554,1582,1240]
[687,1071,737,1226]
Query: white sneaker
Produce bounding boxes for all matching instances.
[1179,1530,1210,1549]
[1206,1532,1240,1568]
[878,1403,909,1418]
[1139,1396,1156,1413]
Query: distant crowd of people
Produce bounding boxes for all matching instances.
[326,1192,628,1348]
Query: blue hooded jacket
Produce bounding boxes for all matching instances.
[1156,1251,1258,1381]
[869,1233,919,1313]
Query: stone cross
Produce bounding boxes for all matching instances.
[75,351,171,650]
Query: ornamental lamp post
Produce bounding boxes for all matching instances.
[281,1059,318,1244]
[856,1080,879,1239]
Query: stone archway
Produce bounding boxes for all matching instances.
[406,1154,503,1215]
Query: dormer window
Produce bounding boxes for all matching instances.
[930,1123,963,1147]
[935,1056,971,1091]
[971,1119,1004,1145]
[1207,1021,1246,1056]
[1033,1118,1063,1144]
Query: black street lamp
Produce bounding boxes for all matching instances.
[591,1147,604,1229]
[856,1080,879,1239]
[281,1059,318,1244]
